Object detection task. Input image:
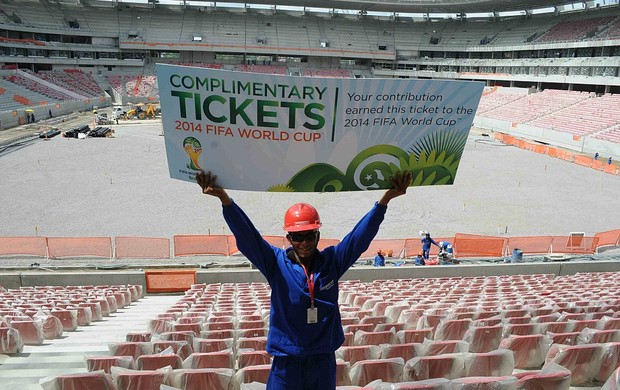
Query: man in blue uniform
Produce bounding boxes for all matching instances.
[373,250,385,267]
[420,231,439,261]
[196,170,412,390]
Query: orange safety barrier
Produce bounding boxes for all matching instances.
[563,151,575,163]
[556,149,567,160]
[453,233,506,258]
[574,155,593,168]
[403,237,453,258]
[263,235,286,249]
[594,229,620,248]
[173,235,235,256]
[115,237,170,259]
[533,145,548,155]
[503,135,516,145]
[360,239,406,259]
[505,236,553,255]
[550,236,599,254]
[592,160,604,171]
[403,238,422,257]
[47,237,112,259]
[0,237,47,257]
[145,269,196,293]
[603,164,618,175]
[547,147,558,158]
[317,238,341,251]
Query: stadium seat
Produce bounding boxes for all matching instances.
[194,337,233,353]
[237,350,271,368]
[464,349,515,377]
[112,367,168,390]
[513,363,572,390]
[597,342,620,383]
[601,364,620,390]
[422,340,469,356]
[397,329,433,344]
[539,321,571,334]
[236,337,268,352]
[546,331,580,345]
[385,378,451,389]
[86,355,134,373]
[336,345,380,365]
[0,326,24,353]
[348,357,405,386]
[463,324,503,353]
[10,319,44,345]
[172,323,202,336]
[148,319,173,334]
[135,352,182,370]
[183,351,233,369]
[379,343,420,362]
[41,370,116,390]
[36,313,64,340]
[403,353,466,381]
[578,328,620,344]
[126,332,152,342]
[108,342,152,359]
[152,340,192,360]
[167,368,234,390]
[499,334,550,369]
[158,331,195,343]
[433,319,472,341]
[353,329,396,345]
[234,364,272,386]
[544,343,604,385]
[449,375,518,389]
[336,359,351,386]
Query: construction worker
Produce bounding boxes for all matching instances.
[374,250,385,267]
[420,230,439,261]
[438,241,454,264]
[196,169,412,389]
[415,251,425,266]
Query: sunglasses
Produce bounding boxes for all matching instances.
[288,231,318,243]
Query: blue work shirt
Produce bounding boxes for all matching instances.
[421,236,439,250]
[374,254,385,267]
[223,200,386,357]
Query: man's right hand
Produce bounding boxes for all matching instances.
[196,170,232,205]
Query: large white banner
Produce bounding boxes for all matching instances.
[157,64,484,192]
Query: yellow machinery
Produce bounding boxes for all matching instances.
[123,103,159,120]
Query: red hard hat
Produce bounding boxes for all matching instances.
[283,203,322,232]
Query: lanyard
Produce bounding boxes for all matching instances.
[301,263,315,308]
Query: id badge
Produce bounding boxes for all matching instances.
[307,307,318,324]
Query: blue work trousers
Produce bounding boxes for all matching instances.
[266,353,336,390]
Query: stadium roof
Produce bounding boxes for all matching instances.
[83,0,608,15]
[218,0,584,14]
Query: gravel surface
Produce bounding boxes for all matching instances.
[0,118,618,243]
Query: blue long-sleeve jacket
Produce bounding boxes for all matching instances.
[421,236,439,251]
[222,200,386,357]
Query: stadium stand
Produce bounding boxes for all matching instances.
[3,270,620,388]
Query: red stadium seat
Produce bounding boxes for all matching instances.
[349,357,405,386]
[499,334,550,369]
[513,362,572,390]
[167,368,234,390]
[404,354,466,381]
[135,353,182,370]
[183,351,233,369]
[86,355,134,373]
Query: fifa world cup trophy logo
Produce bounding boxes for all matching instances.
[183,137,202,171]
